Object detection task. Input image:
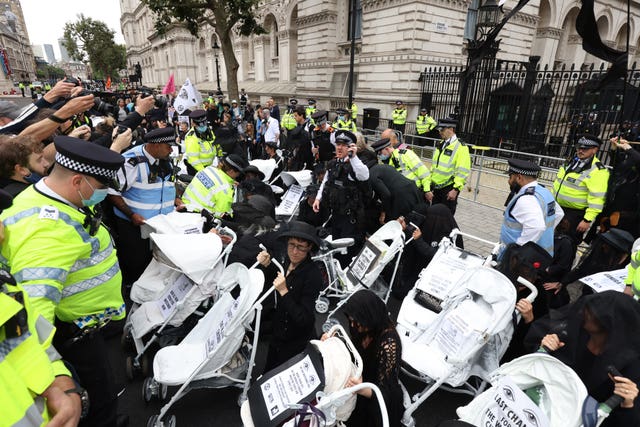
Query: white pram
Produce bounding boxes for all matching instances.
[397,231,537,427]
[314,220,407,318]
[239,325,390,427]
[123,212,237,379]
[275,170,313,221]
[456,353,619,427]
[145,261,274,427]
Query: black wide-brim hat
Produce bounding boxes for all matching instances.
[278,220,322,249]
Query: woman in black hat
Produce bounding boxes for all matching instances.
[256,220,324,371]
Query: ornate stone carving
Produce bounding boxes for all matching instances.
[536,27,563,39]
[296,12,338,29]
[568,34,582,44]
[278,29,298,39]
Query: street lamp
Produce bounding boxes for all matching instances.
[475,0,502,41]
[212,40,222,95]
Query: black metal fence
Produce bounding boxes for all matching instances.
[419,57,640,164]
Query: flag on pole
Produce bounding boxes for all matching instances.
[173,78,203,115]
[162,73,175,95]
[106,76,112,90]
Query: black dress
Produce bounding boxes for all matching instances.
[347,328,404,427]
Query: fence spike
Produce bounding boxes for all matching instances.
[569,63,574,71]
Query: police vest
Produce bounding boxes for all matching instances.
[430,137,471,191]
[416,115,436,134]
[388,149,430,192]
[183,166,235,216]
[552,157,608,221]
[392,108,407,125]
[332,119,356,133]
[325,159,364,216]
[281,111,297,130]
[114,146,176,221]
[0,186,125,328]
[500,185,556,256]
[628,249,640,297]
[184,128,219,172]
[351,103,358,118]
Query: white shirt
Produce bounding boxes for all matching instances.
[108,146,157,196]
[509,181,565,245]
[263,117,280,145]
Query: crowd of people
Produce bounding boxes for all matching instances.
[0,78,639,427]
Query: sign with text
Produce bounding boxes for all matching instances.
[275,184,304,216]
[347,240,382,287]
[156,274,193,319]
[580,268,628,293]
[480,377,549,427]
[417,248,484,300]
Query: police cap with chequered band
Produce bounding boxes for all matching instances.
[289,98,298,105]
[311,110,328,125]
[336,108,348,115]
[576,135,602,148]
[395,100,403,105]
[144,127,177,145]
[370,138,391,153]
[54,136,124,188]
[189,109,207,124]
[506,159,541,177]
[435,118,458,130]
[224,154,249,173]
[308,99,316,105]
[334,130,357,146]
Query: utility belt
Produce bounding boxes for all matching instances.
[432,180,454,190]
[54,316,112,349]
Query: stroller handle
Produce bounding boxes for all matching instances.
[517,276,538,303]
[325,324,363,378]
[252,244,286,307]
[316,383,389,427]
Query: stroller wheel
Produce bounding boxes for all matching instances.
[315,297,330,314]
[146,415,159,427]
[160,383,168,401]
[125,356,135,381]
[167,415,176,427]
[142,377,155,403]
[141,354,150,377]
[120,325,134,352]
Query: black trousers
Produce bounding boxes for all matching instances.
[54,322,118,427]
[432,185,459,216]
[114,217,152,289]
[562,207,589,245]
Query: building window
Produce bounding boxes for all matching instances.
[348,0,362,40]
[271,21,279,57]
[464,0,480,41]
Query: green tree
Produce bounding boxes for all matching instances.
[62,14,127,80]
[142,0,265,99]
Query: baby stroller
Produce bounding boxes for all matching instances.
[397,230,537,426]
[274,169,313,222]
[123,213,237,379]
[314,220,407,318]
[239,325,389,427]
[455,353,620,427]
[144,259,280,427]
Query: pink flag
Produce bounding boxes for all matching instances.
[162,73,175,95]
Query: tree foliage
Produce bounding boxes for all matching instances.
[62,14,127,80]
[142,0,265,98]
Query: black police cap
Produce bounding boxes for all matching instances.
[507,159,541,177]
[335,130,356,145]
[54,136,124,187]
[144,127,177,145]
[370,138,391,153]
[189,109,207,123]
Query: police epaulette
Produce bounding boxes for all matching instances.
[399,148,407,154]
[595,162,605,170]
[524,187,536,195]
[128,155,148,166]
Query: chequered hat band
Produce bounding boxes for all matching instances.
[147,135,175,144]
[55,152,117,180]
[577,136,599,147]
[509,167,539,176]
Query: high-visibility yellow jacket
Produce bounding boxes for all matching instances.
[427,136,471,192]
[552,156,609,222]
[281,111,297,131]
[0,282,70,427]
[626,249,640,297]
[184,128,221,172]
[183,166,235,216]
[392,108,407,125]
[416,114,437,134]
[384,148,431,192]
[0,186,125,329]
[351,103,358,119]
[332,119,357,133]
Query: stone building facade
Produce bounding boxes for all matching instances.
[0,0,36,92]
[120,0,639,119]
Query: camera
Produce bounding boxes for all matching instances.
[64,77,81,86]
[140,88,168,110]
[76,89,116,116]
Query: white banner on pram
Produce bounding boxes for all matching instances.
[157,274,194,319]
[205,299,240,356]
[275,184,304,216]
[580,268,628,293]
[417,248,484,300]
[260,354,321,421]
[481,377,549,427]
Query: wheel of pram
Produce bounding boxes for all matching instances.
[160,383,168,401]
[321,318,341,333]
[147,415,159,427]
[167,415,176,427]
[120,324,134,352]
[315,297,330,314]
[142,377,155,403]
[125,356,135,380]
[140,354,150,377]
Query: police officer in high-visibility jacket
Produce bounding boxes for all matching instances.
[370,137,431,196]
[425,118,471,215]
[0,136,125,427]
[183,154,248,216]
[184,109,222,175]
[501,159,564,257]
[305,99,317,123]
[553,134,609,244]
[624,238,640,297]
[108,127,182,287]
[281,98,299,132]
[391,100,407,135]
[414,107,437,145]
[332,108,357,133]
[351,99,358,127]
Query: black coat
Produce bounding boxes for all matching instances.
[263,256,323,370]
[368,164,422,220]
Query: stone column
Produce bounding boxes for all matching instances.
[254,36,266,82]
[277,29,298,82]
[533,27,562,66]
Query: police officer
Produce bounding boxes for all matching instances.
[332,108,357,133]
[184,109,222,175]
[313,130,369,262]
[501,159,564,256]
[108,127,181,287]
[351,98,358,127]
[624,238,640,297]
[391,100,407,136]
[553,134,609,244]
[425,118,471,215]
[371,137,431,198]
[414,107,437,145]
[305,98,317,121]
[183,153,248,216]
[18,81,24,97]
[0,136,126,427]
[281,98,298,133]
[311,110,336,162]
